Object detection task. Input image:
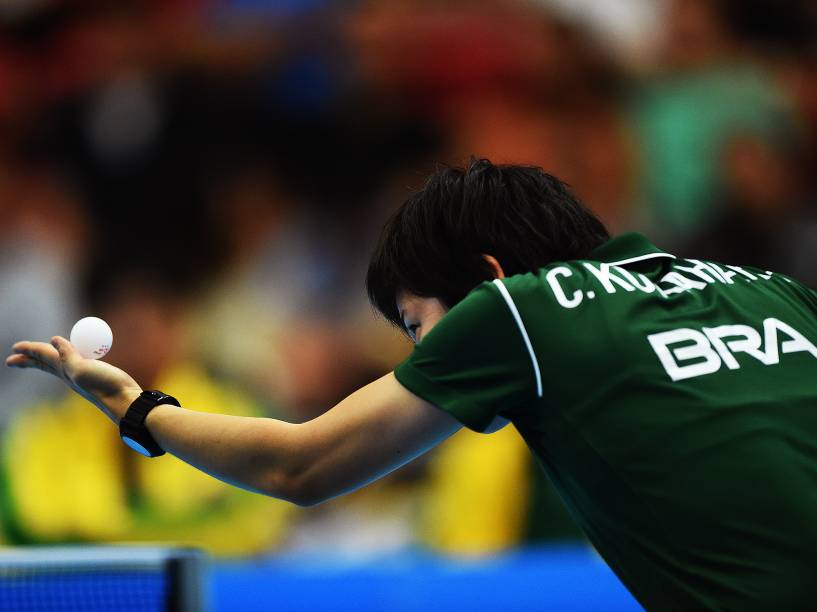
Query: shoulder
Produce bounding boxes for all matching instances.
[422,273,554,343]
[396,278,546,432]
[496,262,602,318]
[455,267,575,314]
[422,280,509,340]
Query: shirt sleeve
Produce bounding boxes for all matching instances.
[394,281,538,432]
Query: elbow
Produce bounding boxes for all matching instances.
[289,493,324,508]
[283,479,324,508]
[264,467,326,508]
[258,423,330,507]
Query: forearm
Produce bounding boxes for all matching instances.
[144,404,307,503]
[6,339,458,509]
[139,374,459,507]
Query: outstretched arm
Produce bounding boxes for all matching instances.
[6,337,461,506]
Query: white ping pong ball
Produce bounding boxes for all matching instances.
[70,317,113,360]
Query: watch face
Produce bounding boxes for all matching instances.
[122,436,153,457]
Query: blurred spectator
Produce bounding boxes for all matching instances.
[719,0,817,51]
[630,0,795,244]
[538,0,670,68]
[0,267,296,556]
[0,159,85,429]
[281,475,423,557]
[189,165,397,401]
[420,426,533,555]
[681,133,817,288]
[349,1,635,229]
[778,54,817,197]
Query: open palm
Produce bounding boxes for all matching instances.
[6,337,142,423]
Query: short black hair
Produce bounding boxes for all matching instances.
[366,158,610,331]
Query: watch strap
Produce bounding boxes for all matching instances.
[119,390,180,457]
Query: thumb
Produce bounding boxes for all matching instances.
[51,336,82,367]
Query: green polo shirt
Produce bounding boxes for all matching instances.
[395,233,817,610]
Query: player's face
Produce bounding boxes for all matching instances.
[396,291,448,344]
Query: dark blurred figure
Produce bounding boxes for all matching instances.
[630,0,796,243]
[682,132,817,288]
[711,0,817,288]
[349,0,634,230]
[0,264,296,554]
[0,158,85,429]
[720,0,817,51]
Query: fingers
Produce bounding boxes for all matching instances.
[51,336,83,371]
[12,341,60,359]
[6,354,35,368]
[11,341,32,354]
[6,350,50,373]
[8,341,62,375]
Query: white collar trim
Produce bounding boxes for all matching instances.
[606,252,675,267]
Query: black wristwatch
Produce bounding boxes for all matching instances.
[119,390,180,457]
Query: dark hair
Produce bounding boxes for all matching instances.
[366,158,610,331]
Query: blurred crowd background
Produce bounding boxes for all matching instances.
[0,0,815,560]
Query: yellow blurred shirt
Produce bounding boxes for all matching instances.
[0,363,296,557]
[420,425,530,555]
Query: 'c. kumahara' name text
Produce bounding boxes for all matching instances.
[545,259,780,309]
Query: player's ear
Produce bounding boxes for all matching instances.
[482,254,506,279]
